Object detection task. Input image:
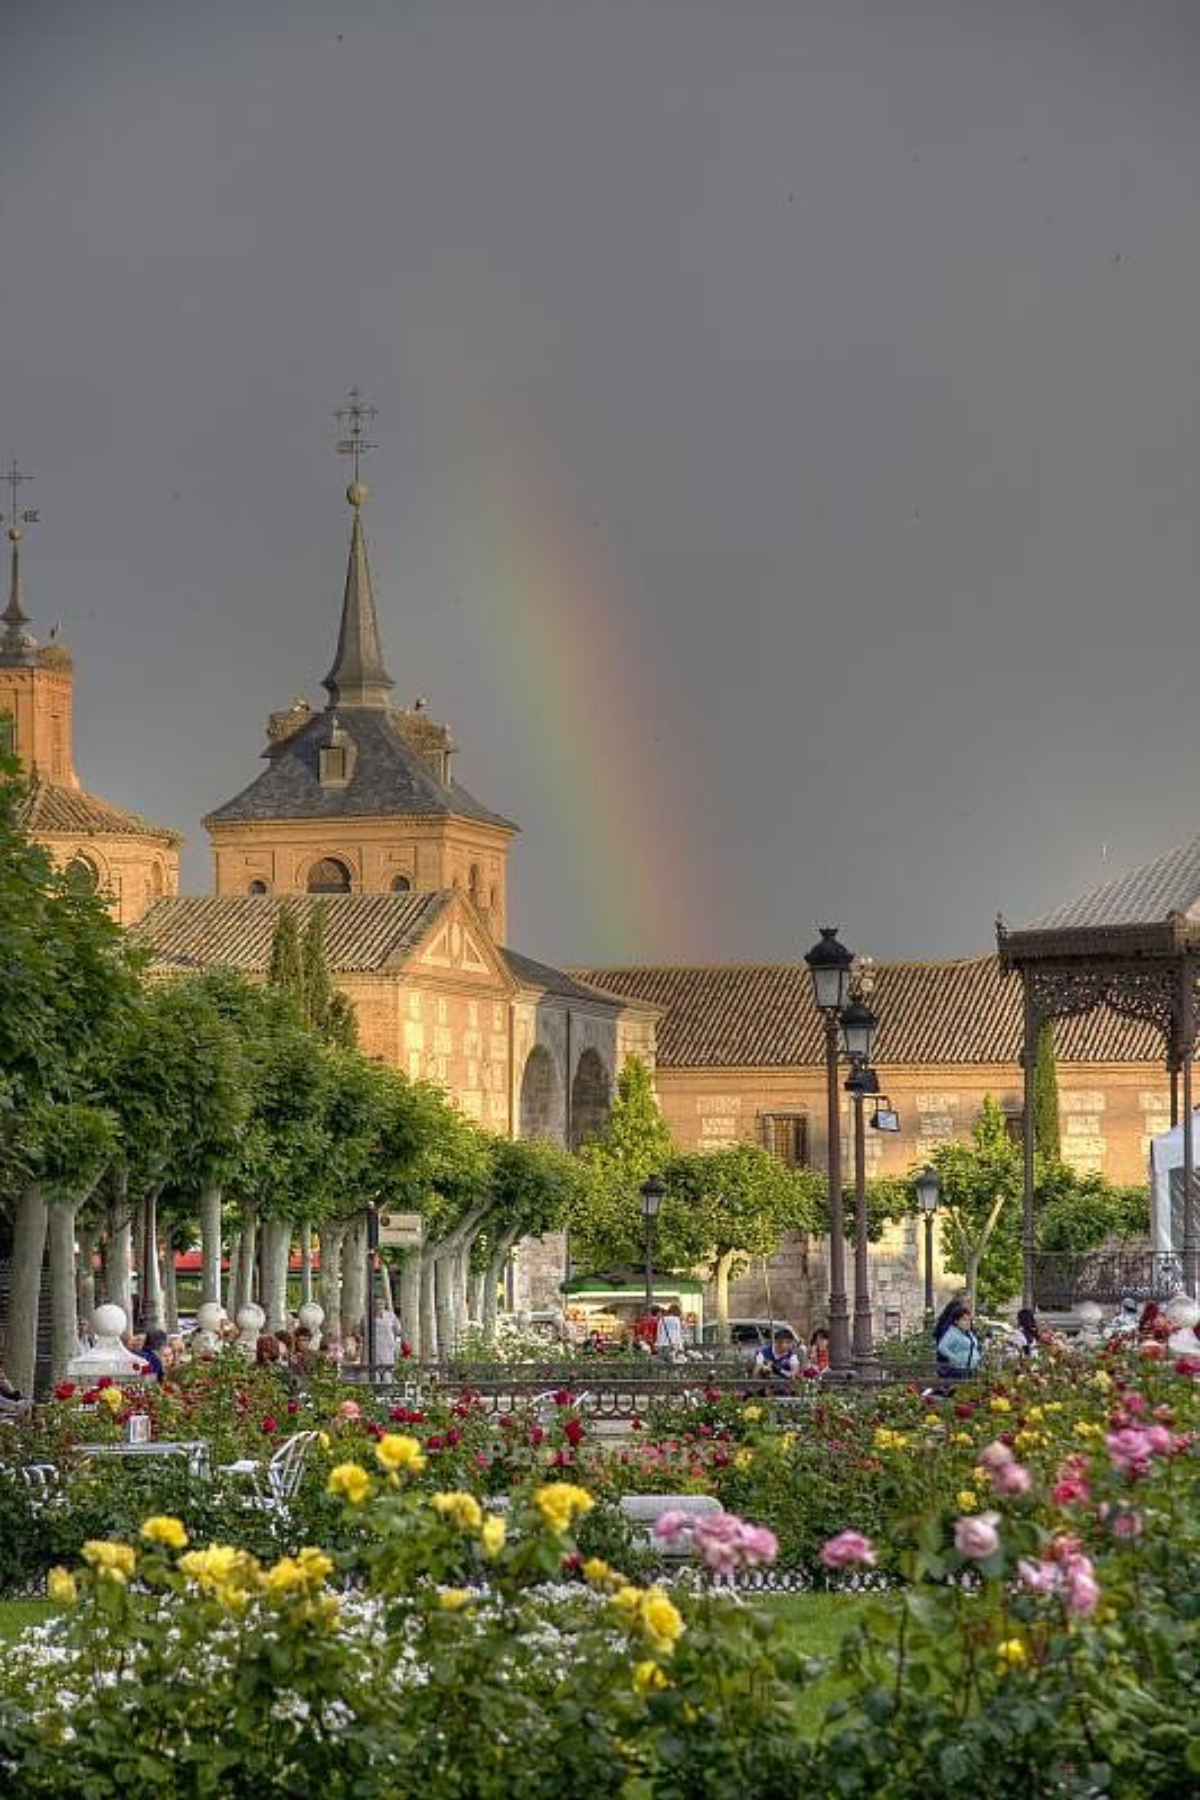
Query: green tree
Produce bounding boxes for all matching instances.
[570,1057,674,1269]
[930,1095,1023,1309]
[0,757,138,1389]
[1034,1019,1061,1161]
[267,904,358,1049]
[663,1144,821,1329]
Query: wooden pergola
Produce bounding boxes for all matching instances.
[998,836,1200,1304]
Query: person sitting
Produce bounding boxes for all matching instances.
[808,1327,831,1373]
[935,1302,981,1379]
[1003,1307,1042,1360]
[139,1329,170,1382]
[0,1367,32,1420]
[753,1328,801,1383]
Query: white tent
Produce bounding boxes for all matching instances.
[1148,1116,1199,1254]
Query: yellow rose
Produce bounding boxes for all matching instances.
[480,1514,507,1557]
[641,1589,685,1655]
[923,1413,942,1427]
[47,1566,77,1605]
[952,1432,973,1446]
[732,1448,754,1471]
[375,1434,427,1475]
[582,1557,612,1585]
[742,1405,762,1422]
[1026,1405,1044,1424]
[141,1515,189,1550]
[1091,1371,1112,1393]
[956,1490,978,1512]
[988,1397,1011,1415]
[264,1547,333,1594]
[612,1585,644,1619]
[430,1491,483,1532]
[99,1386,124,1410]
[533,1482,594,1536]
[438,1588,472,1610]
[633,1660,670,1694]
[328,1463,372,1504]
[996,1638,1028,1670]
[178,1544,262,1606]
[81,1540,136,1583]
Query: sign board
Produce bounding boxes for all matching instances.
[377,1211,424,1248]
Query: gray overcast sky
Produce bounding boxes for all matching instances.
[5,0,1200,967]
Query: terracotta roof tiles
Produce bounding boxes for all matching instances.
[573,957,1161,1068]
[24,778,181,845]
[131,892,448,974]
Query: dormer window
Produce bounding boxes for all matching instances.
[319,719,357,787]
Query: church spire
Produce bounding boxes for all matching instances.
[0,457,38,665]
[322,390,395,711]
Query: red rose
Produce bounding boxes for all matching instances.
[54,1382,76,1401]
[445,1428,462,1447]
[262,1416,278,1434]
[529,1427,545,1447]
[426,1435,444,1452]
[97,1376,114,1390]
[400,1341,413,1359]
[564,1417,584,1446]
[286,1400,299,1414]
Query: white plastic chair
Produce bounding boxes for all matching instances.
[218,1431,319,1507]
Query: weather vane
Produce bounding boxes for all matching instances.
[334,387,377,488]
[3,458,39,536]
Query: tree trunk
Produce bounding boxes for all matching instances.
[318,1221,345,1324]
[299,1221,313,1306]
[226,1229,243,1316]
[434,1256,455,1359]
[77,1221,96,1326]
[106,1184,133,1319]
[47,1200,77,1384]
[163,1233,180,1331]
[260,1217,292,1330]
[398,1254,421,1360]
[141,1192,164,1331]
[8,1183,48,1397]
[482,1228,520,1344]
[237,1205,259,1313]
[713,1250,736,1337]
[199,1184,223,1308]
[341,1214,368,1344]
[419,1254,437,1363]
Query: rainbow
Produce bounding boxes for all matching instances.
[387,355,715,963]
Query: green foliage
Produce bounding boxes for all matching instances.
[1034,1167,1149,1252]
[1034,1018,1061,1161]
[931,1096,1024,1307]
[266,902,359,1049]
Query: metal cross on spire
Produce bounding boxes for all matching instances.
[334,387,378,488]
[3,458,39,534]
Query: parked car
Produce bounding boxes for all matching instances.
[700,1319,801,1364]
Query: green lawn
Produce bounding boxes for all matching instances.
[0,1590,866,1734]
[0,1599,54,1647]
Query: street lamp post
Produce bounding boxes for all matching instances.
[640,1175,666,1314]
[804,928,855,1373]
[916,1165,940,1327]
[844,1058,880,1375]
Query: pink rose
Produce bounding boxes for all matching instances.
[738,1523,779,1567]
[1051,1476,1089,1507]
[1065,1566,1101,1616]
[990,1461,1033,1498]
[651,1509,691,1544]
[978,1440,1015,1472]
[953,1511,1001,1560]
[337,1399,361,1421]
[1109,1509,1143,1540]
[1017,1557,1060,1596]
[820,1530,877,1570]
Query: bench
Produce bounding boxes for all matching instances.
[618,1492,724,1558]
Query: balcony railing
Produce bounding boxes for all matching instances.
[1032,1250,1184,1311]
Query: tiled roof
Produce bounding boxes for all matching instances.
[1024,836,1200,933]
[573,957,1162,1068]
[503,948,631,1008]
[24,778,181,845]
[203,707,516,833]
[131,892,447,973]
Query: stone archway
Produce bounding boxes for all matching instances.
[520,1045,560,1142]
[570,1047,611,1151]
[307,856,352,894]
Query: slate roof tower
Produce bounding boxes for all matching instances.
[203,396,516,940]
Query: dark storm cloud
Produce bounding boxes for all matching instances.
[4,0,1200,964]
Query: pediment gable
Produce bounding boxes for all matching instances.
[398,893,515,994]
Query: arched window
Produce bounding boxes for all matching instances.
[520,1045,561,1142]
[570,1048,612,1151]
[307,857,351,894]
[248,879,269,895]
[468,864,482,905]
[65,855,99,893]
[391,874,412,893]
[150,863,165,901]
